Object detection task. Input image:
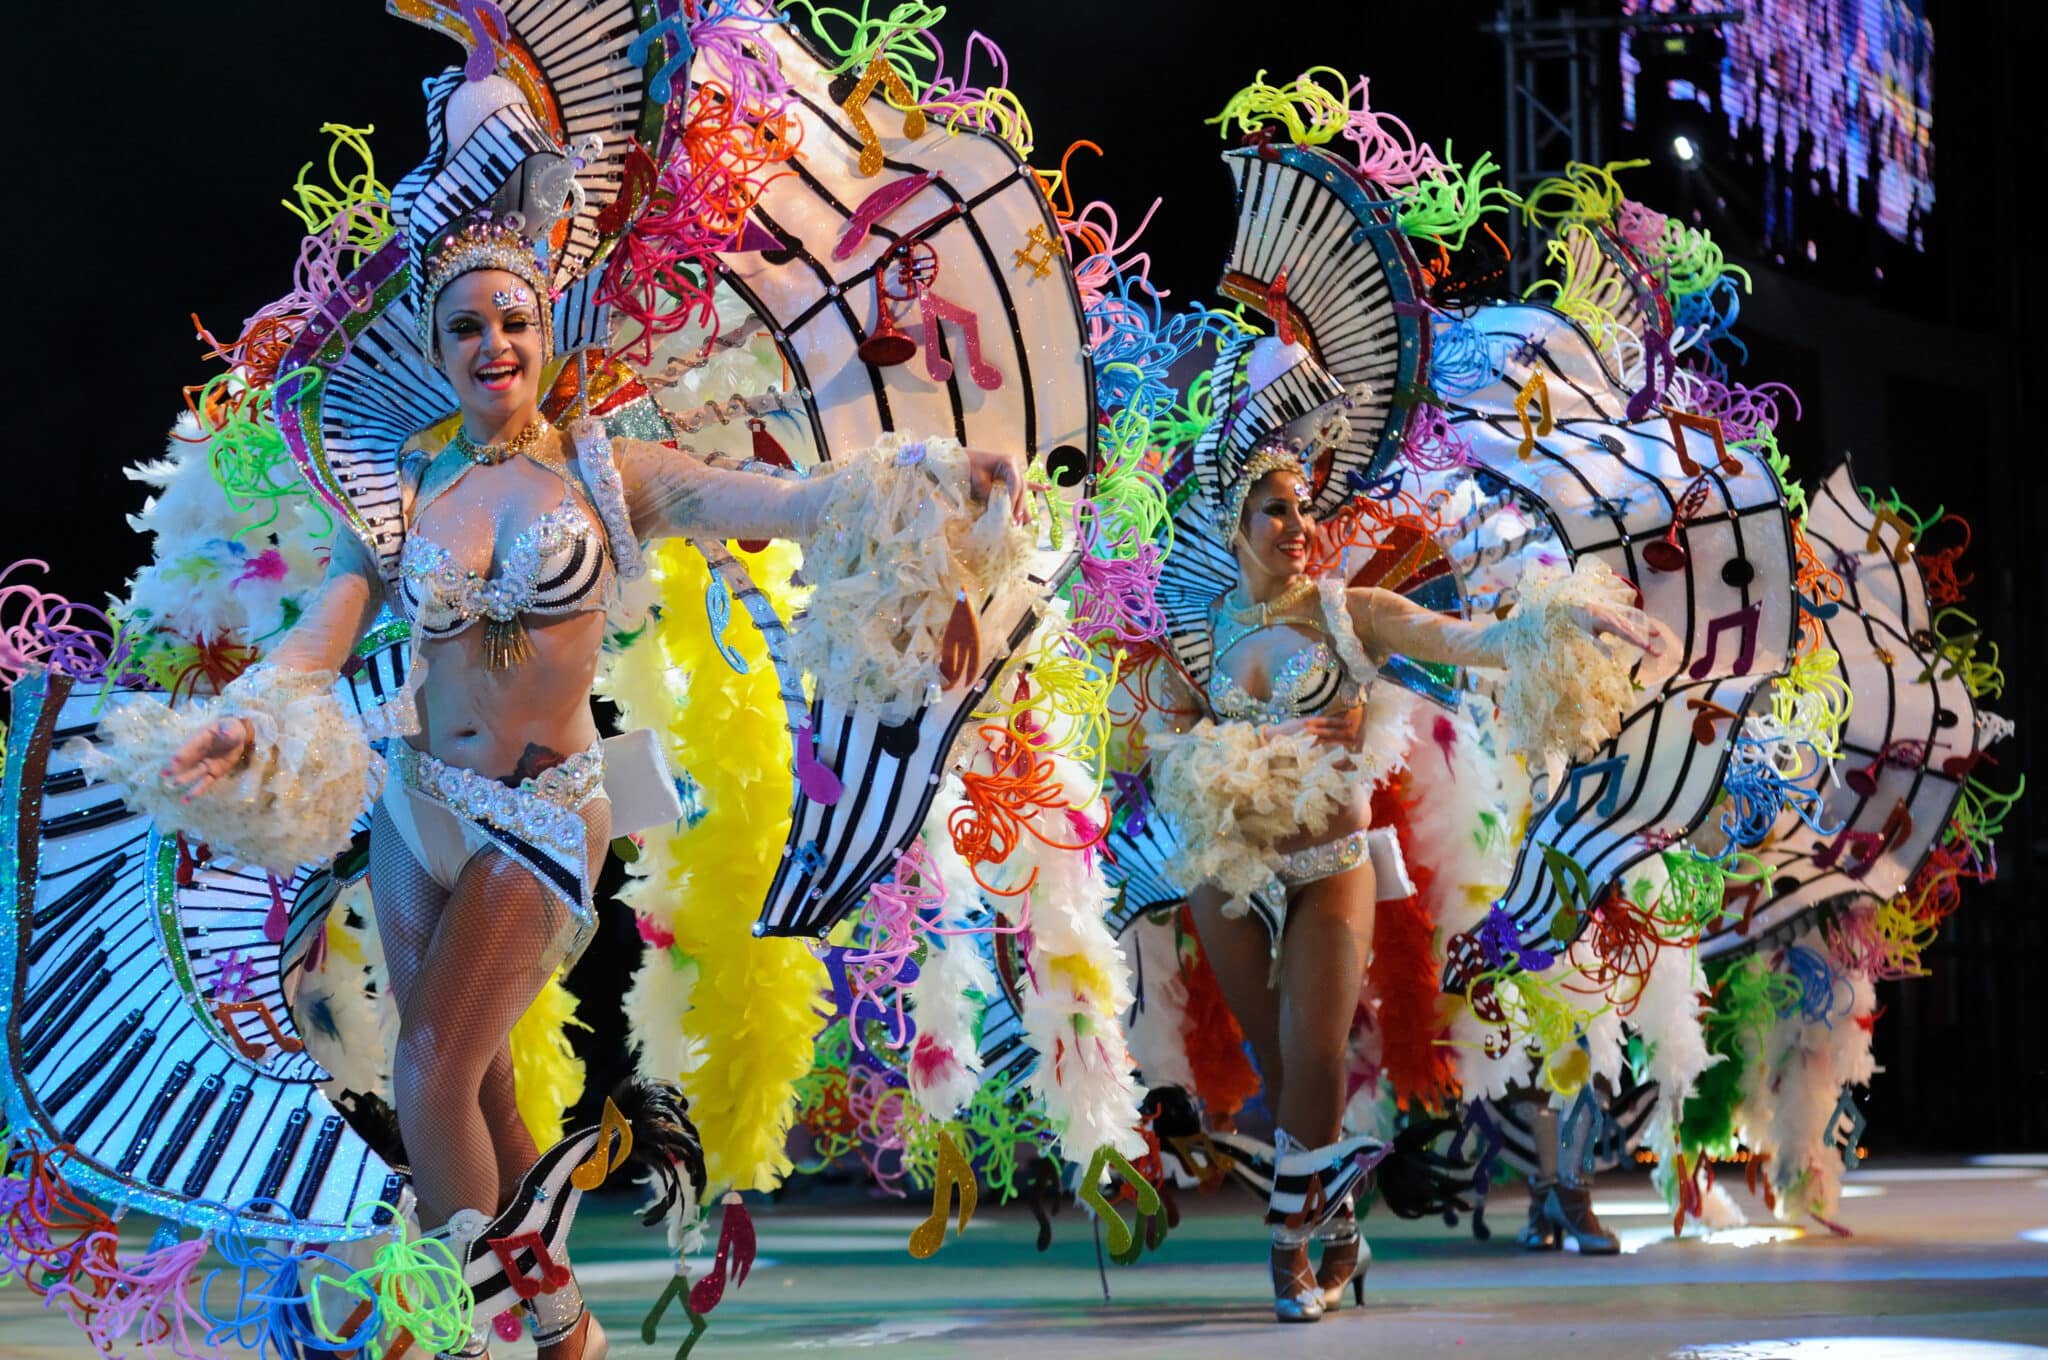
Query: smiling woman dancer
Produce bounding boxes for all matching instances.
[1149,337,1662,1322]
[85,139,1027,1360]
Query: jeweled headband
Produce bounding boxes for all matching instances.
[414,211,554,361]
[1222,446,1313,538]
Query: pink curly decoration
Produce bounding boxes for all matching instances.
[1341,77,1447,188]
[0,560,119,688]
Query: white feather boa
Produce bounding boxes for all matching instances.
[902,778,998,1120]
[967,737,1146,1165]
[1119,911,1196,1097]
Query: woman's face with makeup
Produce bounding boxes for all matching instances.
[434,268,545,426]
[1239,469,1315,577]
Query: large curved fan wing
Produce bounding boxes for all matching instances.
[1436,302,1797,967]
[1699,465,1975,956]
[2,671,402,1244]
[707,20,1094,938]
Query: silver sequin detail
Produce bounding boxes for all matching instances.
[1273,827,1373,887]
[391,740,604,858]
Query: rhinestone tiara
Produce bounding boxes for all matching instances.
[414,212,553,355]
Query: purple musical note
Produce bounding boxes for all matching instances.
[1812,827,1884,875]
[1688,602,1762,680]
[458,0,509,82]
[1111,770,1151,837]
[1626,328,1675,422]
[794,720,845,805]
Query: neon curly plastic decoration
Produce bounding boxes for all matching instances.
[1396,142,1519,250]
[1206,67,1352,147]
[0,560,119,687]
[1339,75,1446,187]
[783,0,947,85]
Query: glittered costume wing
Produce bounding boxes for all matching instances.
[2,670,402,1244]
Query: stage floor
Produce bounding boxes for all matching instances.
[6,1158,2043,1358]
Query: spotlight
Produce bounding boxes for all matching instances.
[1673,134,1699,165]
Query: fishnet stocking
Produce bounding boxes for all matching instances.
[370,794,611,1227]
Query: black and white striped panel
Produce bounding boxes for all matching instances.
[709,17,1094,473]
[1101,799,1190,935]
[1436,302,1797,960]
[2,673,394,1242]
[1217,145,1425,509]
[275,241,454,584]
[1474,1076,1660,1179]
[391,0,664,289]
[1154,493,1239,692]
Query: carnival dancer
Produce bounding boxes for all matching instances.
[1147,336,1662,1321]
[82,164,1027,1360]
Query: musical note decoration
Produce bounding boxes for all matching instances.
[1076,1144,1164,1261]
[213,999,306,1064]
[704,567,749,675]
[1663,407,1742,479]
[1513,370,1553,458]
[1555,754,1628,821]
[842,53,930,177]
[1012,222,1063,277]
[688,1192,758,1313]
[793,720,845,806]
[906,1130,979,1258]
[1688,602,1762,680]
[570,1097,635,1192]
[488,1230,573,1300]
[642,1266,710,1360]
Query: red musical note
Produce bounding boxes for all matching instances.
[595,142,658,237]
[1876,798,1913,853]
[1662,408,1742,478]
[915,292,1003,389]
[1688,602,1761,680]
[689,1194,758,1313]
[1812,827,1885,875]
[488,1231,572,1300]
[1267,267,1298,346]
[1685,697,1740,744]
[1940,747,1995,780]
[1723,877,1765,934]
[1844,739,1927,796]
[1643,475,1712,574]
[214,1000,304,1063]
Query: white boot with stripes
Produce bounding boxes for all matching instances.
[1265,1130,1382,1322]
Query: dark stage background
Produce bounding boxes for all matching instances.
[4,2,2038,1153]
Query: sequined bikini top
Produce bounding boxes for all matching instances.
[397,492,612,638]
[1205,578,1376,725]
[395,423,644,639]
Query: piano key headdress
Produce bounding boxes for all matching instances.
[397,73,598,362]
[1197,333,1352,540]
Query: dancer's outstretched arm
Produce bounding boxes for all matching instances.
[614,436,1029,543]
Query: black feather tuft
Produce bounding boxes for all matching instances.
[1373,1116,1475,1221]
[610,1077,708,1226]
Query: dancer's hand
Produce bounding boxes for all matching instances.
[163,718,253,801]
[1573,601,1661,656]
[963,447,1031,525]
[1261,713,1359,746]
